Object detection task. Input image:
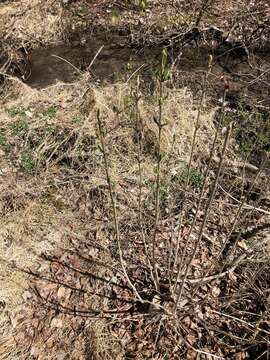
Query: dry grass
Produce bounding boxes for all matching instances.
[0,0,66,49]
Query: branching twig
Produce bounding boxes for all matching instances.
[211,309,270,336]
[170,56,213,284]
[97,109,143,301]
[151,80,164,292]
[174,123,232,311]
[133,76,153,272]
[172,84,227,294]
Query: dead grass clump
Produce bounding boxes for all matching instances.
[0,198,64,306]
[91,83,215,161]
[81,82,216,223]
[0,0,66,48]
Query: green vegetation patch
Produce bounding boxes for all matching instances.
[6,106,31,118]
[174,165,204,188]
[20,153,35,173]
[41,106,58,120]
[10,119,29,135]
[231,105,270,156]
[0,128,7,147]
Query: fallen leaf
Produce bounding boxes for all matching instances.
[30,346,39,357]
[57,286,66,299]
[51,317,63,328]
[211,286,221,297]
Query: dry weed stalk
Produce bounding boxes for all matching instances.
[96,109,142,301]
[151,49,170,292]
[171,60,229,300]
[194,150,270,293]
[169,56,213,285]
[174,122,232,310]
[133,77,151,267]
[151,93,163,292]
[172,89,226,294]
[221,152,269,261]
[131,76,159,294]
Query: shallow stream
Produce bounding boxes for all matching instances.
[24,36,270,111]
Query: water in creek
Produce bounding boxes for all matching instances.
[24,36,270,111]
[24,34,228,89]
[25,40,157,88]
